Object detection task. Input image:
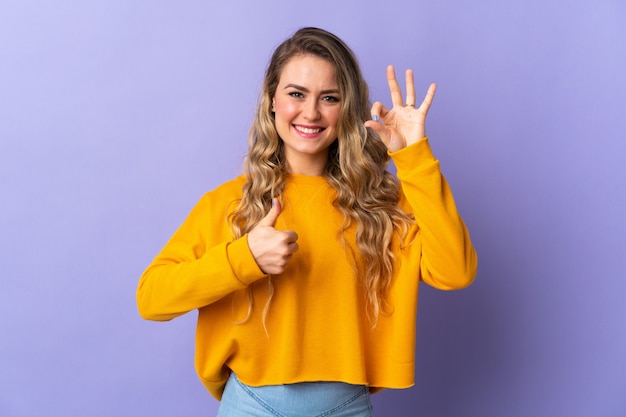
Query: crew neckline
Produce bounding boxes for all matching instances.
[286,173,329,185]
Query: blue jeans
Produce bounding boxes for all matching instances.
[216,373,373,417]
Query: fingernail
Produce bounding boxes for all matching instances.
[372,115,379,122]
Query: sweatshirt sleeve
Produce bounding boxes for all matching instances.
[136,190,267,321]
[390,137,478,290]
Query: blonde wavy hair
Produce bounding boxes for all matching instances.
[229,27,414,326]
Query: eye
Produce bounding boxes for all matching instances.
[322,95,340,103]
[288,91,304,99]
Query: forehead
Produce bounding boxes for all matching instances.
[278,54,338,87]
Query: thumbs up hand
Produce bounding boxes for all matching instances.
[248,198,299,275]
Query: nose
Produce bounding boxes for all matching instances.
[302,98,321,121]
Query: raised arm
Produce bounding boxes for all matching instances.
[365,65,477,289]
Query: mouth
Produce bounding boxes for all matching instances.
[293,124,325,135]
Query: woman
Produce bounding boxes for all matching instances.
[137,27,477,416]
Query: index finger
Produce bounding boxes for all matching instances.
[284,230,298,243]
[386,65,404,107]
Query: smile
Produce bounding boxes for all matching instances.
[294,125,324,134]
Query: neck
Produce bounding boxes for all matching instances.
[285,152,328,176]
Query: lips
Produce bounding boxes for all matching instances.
[293,124,325,135]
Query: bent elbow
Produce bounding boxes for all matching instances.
[424,248,478,291]
[136,302,175,322]
[136,286,175,322]
[456,266,477,289]
[450,248,478,290]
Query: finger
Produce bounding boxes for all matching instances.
[364,120,392,149]
[386,65,404,108]
[257,197,281,227]
[287,240,299,254]
[369,101,386,120]
[364,102,387,131]
[285,230,299,244]
[405,69,416,108]
[364,118,384,135]
[419,83,437,114]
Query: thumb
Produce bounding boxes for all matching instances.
[364,118,385,136]
[256,198,281,228]
[364,119,392,149]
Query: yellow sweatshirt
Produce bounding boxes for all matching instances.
[137,138,477,400]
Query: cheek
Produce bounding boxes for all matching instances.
[274,99,296,121]
[325,108,342,128]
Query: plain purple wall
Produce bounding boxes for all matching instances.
[1,1,625,416]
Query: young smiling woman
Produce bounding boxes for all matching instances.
[137,27,477,417]
[272,54,341,175]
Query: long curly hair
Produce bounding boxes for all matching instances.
[229,27,414,326]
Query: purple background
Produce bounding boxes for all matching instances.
[1,1,625,416]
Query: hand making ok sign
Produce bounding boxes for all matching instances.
[364,65,437,152]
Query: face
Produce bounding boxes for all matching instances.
[272,54,341,175]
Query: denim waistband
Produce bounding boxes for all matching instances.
[217,373,373,417]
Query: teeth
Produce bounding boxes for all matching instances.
[295,126,321,134]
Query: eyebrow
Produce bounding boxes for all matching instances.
[283,83,340,95]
